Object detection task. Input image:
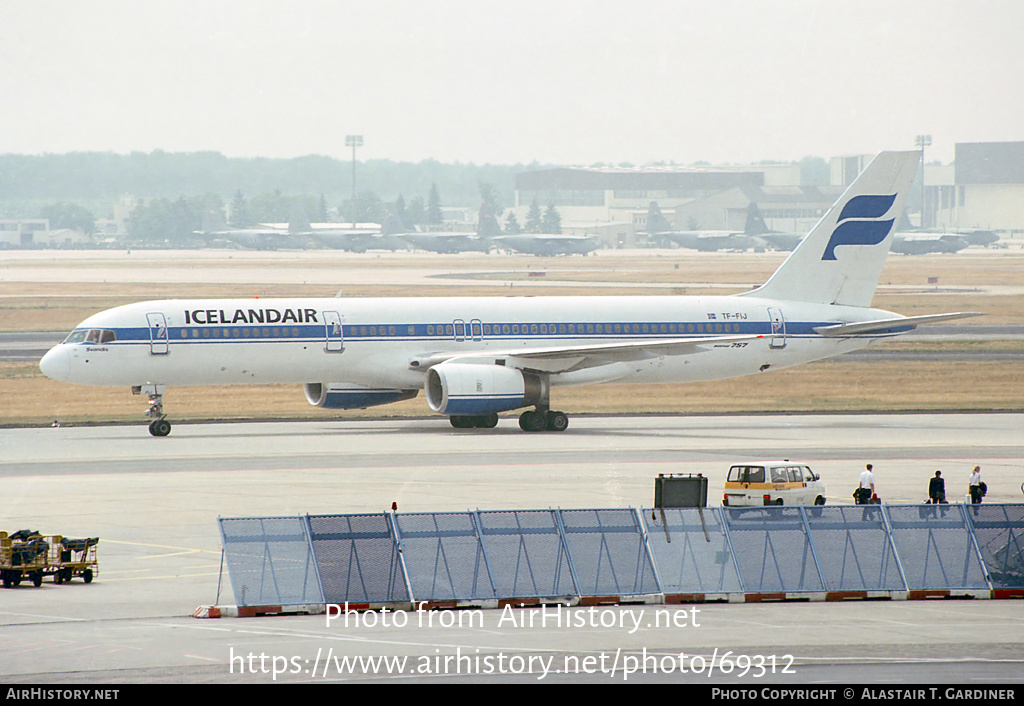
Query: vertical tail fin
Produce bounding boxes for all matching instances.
[744,203,770,236]
[741,151,920,307]
[645,202,675,233]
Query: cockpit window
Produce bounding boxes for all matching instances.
[63,329,116,344]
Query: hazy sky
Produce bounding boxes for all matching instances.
[2,0,1021,166]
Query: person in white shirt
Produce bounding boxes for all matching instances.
[856,463,876,504]
[969,465,983,504]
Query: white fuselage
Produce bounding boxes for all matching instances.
[40,294,893,394]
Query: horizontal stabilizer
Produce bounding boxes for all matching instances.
[813,312,983,337]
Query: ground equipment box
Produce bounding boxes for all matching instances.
[654,474,708,508]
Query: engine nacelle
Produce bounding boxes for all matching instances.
[425,363,543,416]
[304,382,417,410]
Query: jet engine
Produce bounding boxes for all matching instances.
[425,363,543,416]
[304,382,417,409]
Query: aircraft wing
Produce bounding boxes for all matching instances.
[411,333,764,374]
[813,312,983,337]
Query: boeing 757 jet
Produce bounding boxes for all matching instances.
[40,151,979,435]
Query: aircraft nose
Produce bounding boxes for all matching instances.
[39,346,70,382]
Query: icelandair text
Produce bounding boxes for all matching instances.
[183,308,319,326]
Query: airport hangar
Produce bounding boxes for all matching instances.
[507,140,1024,248]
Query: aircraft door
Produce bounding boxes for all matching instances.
[323,311,344,352]
[768,307,786,349]
[146,312,169,355]
[470,318,483,341]
[454,319,466,342]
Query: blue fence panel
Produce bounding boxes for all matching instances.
[642,507,741,595]
[886,505,989,590]
[307,514,408,604]
[803,506,906,592]
[965,504,1024,590]
[476,510,577,599]
[558,509,660,597]
[395,512,496,602]
[724,507,825,593]
[219,516,322,606]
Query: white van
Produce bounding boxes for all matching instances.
[722,461,826,506]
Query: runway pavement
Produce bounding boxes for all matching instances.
[1,413,1023,684]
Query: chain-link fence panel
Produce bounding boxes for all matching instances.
[558,509,660,597]
[886,505,988,590]
[219,516,322,606]
[476,510,577,599]
[723,507,825,593]
[964,504,1024,590]
[803,506,906,592]
[307,514,408,604]
[642,507,741,595]
[394,512,495,602]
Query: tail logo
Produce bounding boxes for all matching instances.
[821,194,897,261]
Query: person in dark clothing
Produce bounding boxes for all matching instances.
[928,471,946,504]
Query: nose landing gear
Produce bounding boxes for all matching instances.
[133,384,171,437]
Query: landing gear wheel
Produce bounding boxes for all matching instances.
[473,413,499,429]
[519,410,547,432]
[149,418,171,437]
[449,416,474,429]
[545,411,569,432]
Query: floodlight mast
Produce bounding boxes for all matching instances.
[346,134,364,228]
[915,134,932,227]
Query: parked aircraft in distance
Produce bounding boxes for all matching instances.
[744,204,807,252]
[960,229,1000,247]
[644,202,770,251]
[286,203,395,253]
[398,206,497,254]
[400,230,491,254]
[891,231,968,255]
[194,210,299,250]
[490,232,602,256]
[41,151,980,436]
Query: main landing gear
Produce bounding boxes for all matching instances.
[448,409,569,432]
[134,384,171,437]
[519,408,569,432]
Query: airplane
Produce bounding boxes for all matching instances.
[959,229,999,247]
[644,202,769,252]
[743,203,807,252]
[887,210,970,255]
[40,151,980,436]
[489,232,602,256]
[397,204,497,254]
[400,230,491,254]
[193,209,300,250]
[285,203,393,253]
[890,232,968,255]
